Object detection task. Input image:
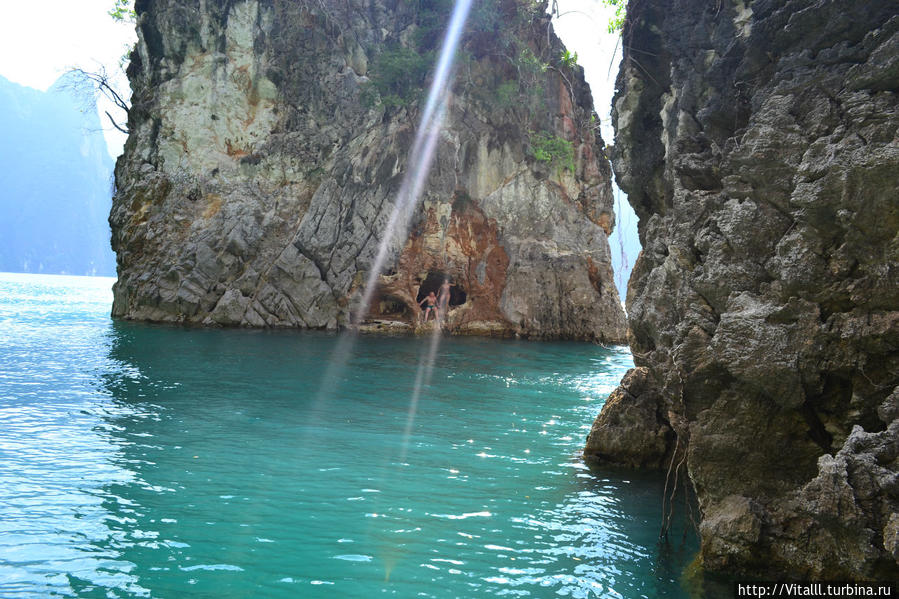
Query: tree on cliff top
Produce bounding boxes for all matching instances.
[63,0,135,135]
[62,65,130,134]
[601,0,625,33]
[108,0,135,23]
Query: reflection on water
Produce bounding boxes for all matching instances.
[0,273,705,598]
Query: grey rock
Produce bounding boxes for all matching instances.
[591,0,899,579]
[584,367,673,469]
[210,288,248,325]
[110,0,626,341]
[699,495,765,571]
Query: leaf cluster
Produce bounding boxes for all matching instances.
[368,46,434,108]
[365,0,459,109]
[494,80,519,108]
[108,0,136,23]
[602,0,626,34]
[529,131,575,174]
[410,0,455,51]
[469,0,501,33]
[516,47,548,76]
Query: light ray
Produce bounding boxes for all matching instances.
[310,0,473,418]
[398,323,443,465]
[354,0,474,324]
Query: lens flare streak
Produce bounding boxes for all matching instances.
[398,325,443,464]
[315,0,473,426]
[354,0,474,324]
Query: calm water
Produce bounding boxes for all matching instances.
[0,273,699,598]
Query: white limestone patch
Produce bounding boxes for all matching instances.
[733,0,753,38]
[659,87,679,162]
[155,0,278,175]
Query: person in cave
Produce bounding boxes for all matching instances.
[437,278,455,326]
[418,291,439,324]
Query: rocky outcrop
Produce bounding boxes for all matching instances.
[110,0,625,342]
[584,367,674,468]
[587,0,899,579]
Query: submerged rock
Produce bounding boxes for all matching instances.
[110,0,625,342]
[589,0,899,579]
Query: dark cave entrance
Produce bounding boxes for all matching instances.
[368,290,411,320]
[416,271,467,307]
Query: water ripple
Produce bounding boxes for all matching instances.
[0,273,703,598]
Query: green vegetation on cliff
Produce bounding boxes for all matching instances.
[530,131,575,173]
[367,47,434,108]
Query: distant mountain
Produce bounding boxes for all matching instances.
[0,73,116,276]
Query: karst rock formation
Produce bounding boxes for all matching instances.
[587,0,899,579]
[110,0,625,342]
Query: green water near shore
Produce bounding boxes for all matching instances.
[0,272,699,597]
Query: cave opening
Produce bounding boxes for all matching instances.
[416,271,467,307]
[377,296,409,317]
[367,289,411,320]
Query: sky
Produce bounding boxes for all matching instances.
[551,0,622,143]
[0,0,638,294]
[0,0,620,157]
[0,0,136,158]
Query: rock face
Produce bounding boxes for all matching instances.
[110,0,625,342]
[587,0,899,579]
[585,367,674,469]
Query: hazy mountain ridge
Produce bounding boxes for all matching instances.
[0,73,116,276]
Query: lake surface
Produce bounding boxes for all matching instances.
[0,272,699,598]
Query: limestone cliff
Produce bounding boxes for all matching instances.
[586,0,899,579]
[110,0,625,342]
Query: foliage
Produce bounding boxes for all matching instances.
[453,48,474,77]
[495,80,519,109]
[511,46,549,120]
[410,0,454,51]
[359,81,380,108]
[602,0,626,34]
[108,0,137,69]
[469,0,501,33]
[108,0,135,23]
[368,0,472,109]
[529,131,575,174]
[560,49,578,69]
[368,46,434,108]
[517,47,548,76]
[516,0,544,21]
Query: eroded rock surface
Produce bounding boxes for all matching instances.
[110,0,625,342]
[584,367,674,468]
[589,0,899,578]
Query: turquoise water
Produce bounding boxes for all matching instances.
[0,273,698,598]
